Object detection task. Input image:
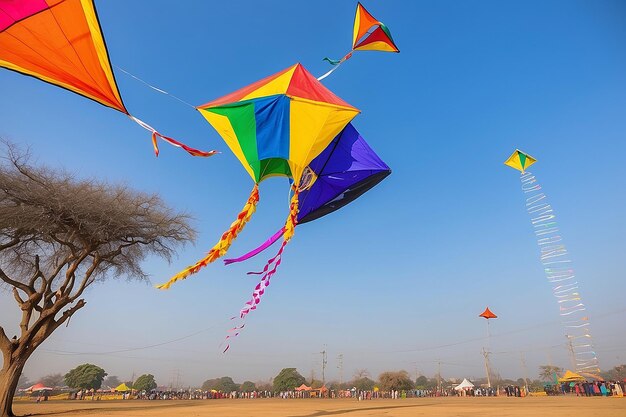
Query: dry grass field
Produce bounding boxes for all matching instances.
[12,397,626,417]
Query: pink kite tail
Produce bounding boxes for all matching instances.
[239,240,288,319]
[246,244,284,276]
[220,319,246,353]
[224,227,285,265]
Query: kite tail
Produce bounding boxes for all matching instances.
[318,52,353,81]
[223,227,285,265]
[239,188,299,320]
[520,171,600,373]
[129,115,218,158]
[156,184,260,289]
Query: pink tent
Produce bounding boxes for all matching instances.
[295,384,312,391]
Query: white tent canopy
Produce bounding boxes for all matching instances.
[454,378,475,390]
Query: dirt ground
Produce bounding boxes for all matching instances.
[12,397,626,417]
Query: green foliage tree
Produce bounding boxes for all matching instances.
[415,375,428,389]
[352,377,376,391]
[133,374,157,392]
[273,368,305,391]
[202,377,238,393]
[539,365,563,381]
[41,373,64,388]
[0,142,195,417]
[64,364,107,390]
[240,381,256,392]
[201,378,218,391]
[378,370,414,391]
[215,377,239,393]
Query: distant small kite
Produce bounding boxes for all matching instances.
[479,307,497,320]
[503,149,536,173]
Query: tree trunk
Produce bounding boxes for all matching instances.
[0,359,26,417]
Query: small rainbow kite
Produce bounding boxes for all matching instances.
[319,2,399,80]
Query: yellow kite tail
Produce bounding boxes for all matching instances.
[156,184,260,289]
[283,186,300,242]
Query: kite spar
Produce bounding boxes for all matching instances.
[318,2,399,81]
[504,149,600,374]
[0,0,215,157]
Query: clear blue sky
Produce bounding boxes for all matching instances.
[1,0,625,387]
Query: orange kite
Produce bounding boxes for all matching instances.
[479,307,497,319]
[0,0,214,157]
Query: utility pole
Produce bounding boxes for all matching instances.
[482,348,492,388]
[171,369,182,390]
[520,351,529,391]
[337,354,344,386]
[320,345,328,385]
[437,360,442,393]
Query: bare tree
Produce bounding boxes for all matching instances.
[0,142,195,417]
[353,369,370,379]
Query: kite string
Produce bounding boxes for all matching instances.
[520,171,600,372]
[114,65,196,109]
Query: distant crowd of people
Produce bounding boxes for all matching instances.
[549,380,625,397]
[59,380,625,403]
[456,387,500,397]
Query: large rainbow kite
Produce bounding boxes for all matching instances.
[157,63,360,290]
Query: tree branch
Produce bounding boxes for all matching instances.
[0,325,11,352]
[0,267,32,296]
[60,250,91,297]
[0,236,19,251]
[49,299,86,335]
[28,255,44,287]
[69,255,100,302]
